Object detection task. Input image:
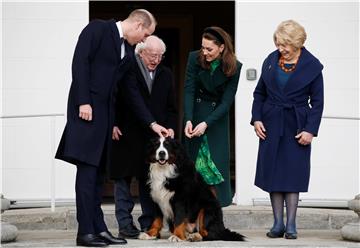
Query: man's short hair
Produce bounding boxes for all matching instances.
[128,9,157,28]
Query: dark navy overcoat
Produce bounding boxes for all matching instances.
[56,19,134,167]
[251,47,324,192]
[109,61,177,178]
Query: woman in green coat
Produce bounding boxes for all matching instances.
[183,27,242,207]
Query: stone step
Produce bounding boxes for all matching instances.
[3,229,360,248]
[2,204,357,231]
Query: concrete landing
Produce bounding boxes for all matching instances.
[2,229,359,248]
[2,204,357,231]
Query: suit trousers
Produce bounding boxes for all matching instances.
[75,162,108,235]
[114,176,155,231]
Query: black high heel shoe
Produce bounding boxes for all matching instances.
[266,228,285,238]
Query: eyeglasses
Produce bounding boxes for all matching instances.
[144,50,165,61]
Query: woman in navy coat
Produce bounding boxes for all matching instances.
[251,20,324,239]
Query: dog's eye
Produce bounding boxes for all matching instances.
[163,140,172,148]
[152,140,160,147]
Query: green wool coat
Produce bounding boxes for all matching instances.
[183,50,242,207]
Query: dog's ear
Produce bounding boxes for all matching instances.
[169,138,189,162]
[145,137,160,163]
[168,138,182,150]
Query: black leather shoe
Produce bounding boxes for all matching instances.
[266,229,285,238]
[76,234,109,247]
[118,223,140,238]
[98,231,127,245]
[284,232,298,239]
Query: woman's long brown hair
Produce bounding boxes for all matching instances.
[198,26,237,77]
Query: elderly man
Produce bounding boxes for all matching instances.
[56,9,157,247]
[110,35,177,238]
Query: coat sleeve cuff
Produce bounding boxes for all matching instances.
[303,127,318,137]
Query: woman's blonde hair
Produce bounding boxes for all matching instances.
[273,20,307,49]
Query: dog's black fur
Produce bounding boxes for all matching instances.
[144,137,245,241]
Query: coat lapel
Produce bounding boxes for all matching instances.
[262,48,323,98]
[135,63,151,95]
[283,47,323,94]
[118,41,134,69]
[198,66,228,92]
[150,65,163,93]
[109,20,123,62]
[134,62,163,96]
[262,51,284,99]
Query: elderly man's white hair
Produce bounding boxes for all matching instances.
[135,35,167,54]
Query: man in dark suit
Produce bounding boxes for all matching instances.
[109,35,177,238]
[55,9,163,247]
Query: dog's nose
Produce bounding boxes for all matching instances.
[159,150,166,159]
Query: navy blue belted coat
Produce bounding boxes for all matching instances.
[56,19,134,167]
[251,47,324,193]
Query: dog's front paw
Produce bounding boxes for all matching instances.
[168,234,185,242]
[138,232,157,240]
[187,232,203,242]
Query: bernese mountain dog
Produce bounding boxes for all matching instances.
[139,137,245,242]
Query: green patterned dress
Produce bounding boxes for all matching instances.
[195,135,224,185]
[195,60,224,185]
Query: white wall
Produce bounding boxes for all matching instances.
[1,1,4,196]
[2,1,88,202]
[235,1,359,205]
[2,1,359,206]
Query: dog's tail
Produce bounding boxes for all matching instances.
[203,228,245,241]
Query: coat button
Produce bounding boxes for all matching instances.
[196,98,201,103]
[212,102,216,107]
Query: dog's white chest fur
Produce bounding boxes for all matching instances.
[148,162,177,221]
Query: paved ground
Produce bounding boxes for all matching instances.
[3,204,358,231]
[2,204,359,247]
[2,229,359,248]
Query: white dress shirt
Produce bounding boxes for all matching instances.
[116,21,125,59]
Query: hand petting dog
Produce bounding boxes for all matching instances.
[151,123,175,138]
